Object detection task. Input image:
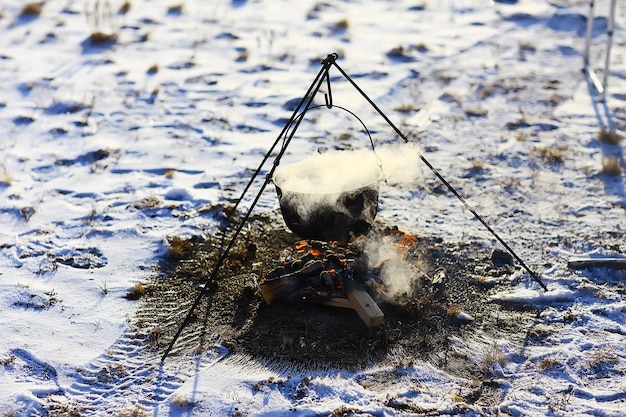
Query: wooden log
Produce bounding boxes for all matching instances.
[260,260,324,304]
[343,273,384,327]
[568,258,626,271]
[321,296,353,309]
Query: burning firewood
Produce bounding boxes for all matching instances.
[260,259,324,304]
[259,239,386,327]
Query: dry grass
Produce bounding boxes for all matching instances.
[387,46,406,58]
[125,283,146,300]
[331,406,365,416]
[545,93,563,105]
[394,103,419,113]
[20,3,42,17]
[600,156,622,176]
[132,196,162,209]
[167,3,184,15]
[537,357,562,371]
[416,42,429,52]
[464,106,488,117]
[0,354,16,366]
[482,344,508,376]
[470,160,485,171]
[236,48,249,62]
[333,18,349,31]
[518,41,537,51]
[0,165,12,186]
[118,1,131,15]
[526,324,553,338]
[587,347,620,373]
[171,393,195,408]
[84,0,118,45]
[89,31,117,44]
[147,63,159,74]
[598,129,623,145]
[167,235,194,259]
[532,145,567,164]
[118,405,148,417]
[446,304,463,317]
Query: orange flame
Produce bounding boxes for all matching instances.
[398,234,417,247]
[295,240,308,252]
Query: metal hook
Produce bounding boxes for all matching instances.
[324,71,333,109]
[320,52,338,109]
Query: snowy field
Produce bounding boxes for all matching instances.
[1,0,625,415]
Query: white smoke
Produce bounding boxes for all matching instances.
[359,233,425,301]
[273,142,424,193]
[373,142,424,186]
[272,143,429,300]
[273,149,382,194]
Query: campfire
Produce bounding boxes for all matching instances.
[259,228,421,328]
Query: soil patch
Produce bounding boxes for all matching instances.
[138,206,537,381]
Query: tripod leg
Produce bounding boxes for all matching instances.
[601,0,617,100]
[583,0,595,70]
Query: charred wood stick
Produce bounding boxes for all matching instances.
[260,260,324,304]
[567,258,626,271]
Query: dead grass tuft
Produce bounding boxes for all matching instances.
[167,235,194,260]
[167,3,184,15]
[394,103,418,113]
[331,406,364,417]
[89,31,117,44]
[446,304,463,317]
[118,405,149,417]
[598,129,623,145]
[43,397,87,417]
[333,18,349,31]
[0,354,16,366]
[470,160,485,171]
[0,165,12,186]
[600,156,622,176]
[587,347,620,375]
[545,93,563,105]
[464,106,488,117]
[416,42,429,52]
[171,393,195,408]
[537,357,561,371]
[236,48,249,62]
[125,283,146,300]
[532,145,567,164]
[518,41,536,51]
[147,63,159,74]
[20,3,42,17]
[84,0,118,45]
[526,324,552,338]
[481,344,508,377]
[119,1,131,15]
[132,196,162,210]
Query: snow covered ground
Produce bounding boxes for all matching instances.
[0,0,625,415]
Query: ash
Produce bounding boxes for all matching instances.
[148,207,534,375]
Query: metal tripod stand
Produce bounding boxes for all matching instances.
[161,53,547,362]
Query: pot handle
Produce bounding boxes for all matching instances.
[291,104,385,175]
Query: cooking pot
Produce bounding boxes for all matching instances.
[272,151,383,241]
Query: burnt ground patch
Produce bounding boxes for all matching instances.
[135,205,538,403]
